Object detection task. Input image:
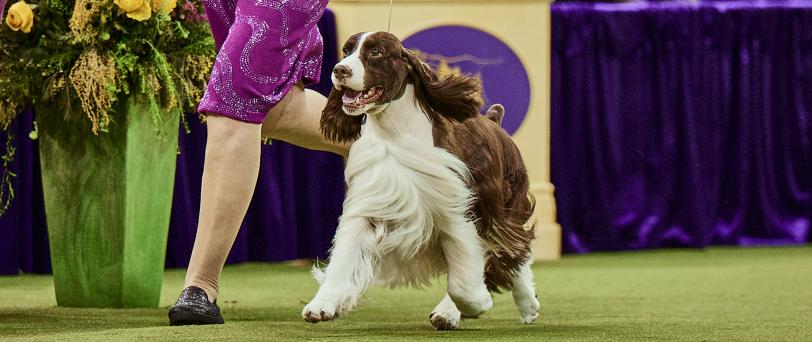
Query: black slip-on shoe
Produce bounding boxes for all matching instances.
[168,286,225,326]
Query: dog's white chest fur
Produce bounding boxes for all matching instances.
[340,85,474,286]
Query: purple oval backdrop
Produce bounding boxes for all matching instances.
[403,25,531,135]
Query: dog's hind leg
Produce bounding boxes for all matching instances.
[303,217,377,323]
[511,259,540,324]
[429,293,462,330]
[442,219,493,317]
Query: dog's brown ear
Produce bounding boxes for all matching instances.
[320,87,364,144]
[402,48,483,123]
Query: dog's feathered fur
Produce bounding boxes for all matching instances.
[305,32,539,329]
[321,35,535,291]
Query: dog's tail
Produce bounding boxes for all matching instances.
[485,104,505,125]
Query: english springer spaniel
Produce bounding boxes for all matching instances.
[302,32,540,330]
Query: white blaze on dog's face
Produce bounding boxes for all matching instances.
[331,32,413,116]
[332,32,370,94]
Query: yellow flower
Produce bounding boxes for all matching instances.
[114,0,152,21]
[5,1,34,33]
[127,0,151,21]
[151,0,176,14]
[114,0,142,13]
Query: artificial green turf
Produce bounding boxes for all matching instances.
[1,246,810,341]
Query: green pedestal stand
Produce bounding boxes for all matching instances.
[37,98,180,308]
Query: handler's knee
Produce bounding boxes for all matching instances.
[262,83,306,138]
[205,114,262,153]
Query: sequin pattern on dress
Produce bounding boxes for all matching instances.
[198,0,328,123]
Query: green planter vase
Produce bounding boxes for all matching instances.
[37,98,180,308]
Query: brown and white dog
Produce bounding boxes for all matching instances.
[302,32,539,330]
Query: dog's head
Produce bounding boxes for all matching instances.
[320,32,483,143]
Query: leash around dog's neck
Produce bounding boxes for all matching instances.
[374,0,392,125]
[352,0,389,127]
[387,0,394,32]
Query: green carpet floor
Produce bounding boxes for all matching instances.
[1,247,810,341]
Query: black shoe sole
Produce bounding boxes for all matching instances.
[169,309,225,326]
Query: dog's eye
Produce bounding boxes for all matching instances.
[369,48,383,58]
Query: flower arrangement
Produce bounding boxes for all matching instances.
[0,0,215,214]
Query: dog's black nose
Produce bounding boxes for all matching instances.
[333,65,352,79]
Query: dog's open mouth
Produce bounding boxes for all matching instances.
[342,87,383,109]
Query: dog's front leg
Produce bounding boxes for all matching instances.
[303,217,376,323]
[442,220,493,317]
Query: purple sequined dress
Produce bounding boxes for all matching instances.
[198,0,328,123]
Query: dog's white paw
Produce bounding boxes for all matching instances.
[429,308,461,330]
[302,299,338,324]
[450,286,493,317]
[517,295,540,324]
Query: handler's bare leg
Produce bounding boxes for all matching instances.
[183,115,263,302]
[184,85,348,302]
[263,83,350,156]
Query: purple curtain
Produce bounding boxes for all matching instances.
[551,1,812,253]
[0,109,51,274]
[0,10,343,275]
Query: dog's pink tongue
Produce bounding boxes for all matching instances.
[343,90,363,105]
